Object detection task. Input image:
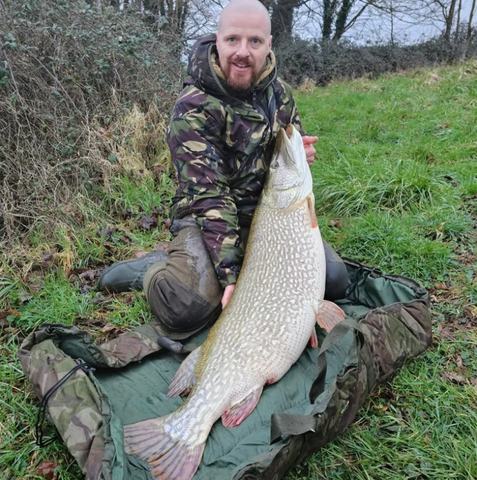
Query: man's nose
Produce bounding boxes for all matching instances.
[236,39,250,58]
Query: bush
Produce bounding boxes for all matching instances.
[0,0,184,247]
[275,36,477,87]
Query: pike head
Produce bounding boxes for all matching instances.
[263,124,313,210]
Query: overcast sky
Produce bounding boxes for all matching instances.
[186,0,475,46]
[292,0,476,45]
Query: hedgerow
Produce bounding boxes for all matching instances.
[275,36,477,86]
[0,0,183,247]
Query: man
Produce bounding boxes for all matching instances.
[98,0,349,336]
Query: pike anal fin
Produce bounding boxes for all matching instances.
[309,328,319,348]
[222,387,263,427]
[124,415,206,480]
[167,346,201,397]
[315,300,346,332]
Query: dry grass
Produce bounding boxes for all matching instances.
[0,0,182,251]
[100,103,171,176]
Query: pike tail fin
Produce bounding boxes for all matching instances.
[315,300,346,332]
[124,414,206,480]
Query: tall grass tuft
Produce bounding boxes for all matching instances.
[314,156,450,217]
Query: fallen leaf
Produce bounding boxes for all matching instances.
[121,208,134,220]
[138,215,157,230]
[440,372,466,384]
[40,253,56,270]
[151,205,164,216]
[19,290,32,304]
[101,322,118,333]
[92,292,113,305]
[35,462,58,480]
[74,316,105,327]
[97,225,115,240]
[79,270,96,282]
[455,354,463,368]
[118,293,135,305]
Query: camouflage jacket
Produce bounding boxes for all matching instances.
[168,34,304,288]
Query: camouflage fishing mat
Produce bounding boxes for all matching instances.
[18,259,432,480]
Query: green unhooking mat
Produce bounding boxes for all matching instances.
[18,259,432,480]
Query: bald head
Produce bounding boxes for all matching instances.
[215,0,273,92]
[218,0,271,37]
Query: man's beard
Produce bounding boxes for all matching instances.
[223,63,260,93]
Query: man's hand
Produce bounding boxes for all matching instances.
[221,284,236,309]
[302,135,319,166]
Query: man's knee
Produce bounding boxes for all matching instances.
[144,214,223,334]
[147,268,222,333]
[323,240,350,301]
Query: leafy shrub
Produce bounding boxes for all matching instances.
[0,0,184,247]
[275,36,477,87]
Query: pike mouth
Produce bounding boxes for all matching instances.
[272,179,303,191]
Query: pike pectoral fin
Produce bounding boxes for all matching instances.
[124,415,206,480]
[309,328,319,348]
[307,196,319,229]
[222,387,263,427]
[167,346,201,397]
[315,300,346,333]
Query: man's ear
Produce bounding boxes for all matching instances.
[269,35,272,50]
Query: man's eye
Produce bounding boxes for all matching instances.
[251,39,261,44]
[227,37,236,42]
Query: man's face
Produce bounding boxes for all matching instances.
[216,11,272,92]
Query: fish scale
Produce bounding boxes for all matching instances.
[123,125,345,480]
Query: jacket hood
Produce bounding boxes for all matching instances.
[185,34,277,101]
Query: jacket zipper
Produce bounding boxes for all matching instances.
[252,89,271,130]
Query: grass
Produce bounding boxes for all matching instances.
[289,62,477,479]
[1,62,477,479]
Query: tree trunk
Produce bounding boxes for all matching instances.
[454,0,461,38]
[260,0,303,45]
[333,0,354,40]
[322,0,334,40]
[468,0,476,41]
[443,0,458,41]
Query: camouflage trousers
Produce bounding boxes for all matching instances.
[144,216,350,336]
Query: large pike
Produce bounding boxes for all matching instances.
[124,124,345,479]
